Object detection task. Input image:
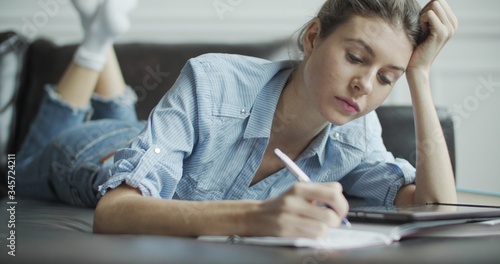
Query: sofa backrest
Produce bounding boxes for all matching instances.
[13,37,289,154]
[376,105,456,174]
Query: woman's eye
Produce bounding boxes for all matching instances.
[347,53,363,63]
[378,73,392,85]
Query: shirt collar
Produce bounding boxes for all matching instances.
[298,123,334,167]
[243,61,297,139]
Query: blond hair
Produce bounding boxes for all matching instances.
[298,0,423,51]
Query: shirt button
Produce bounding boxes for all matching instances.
[154,147,161,154]
[333,132,340,139]
[240,109,247,116]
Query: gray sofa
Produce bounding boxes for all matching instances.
[0,31,456,263]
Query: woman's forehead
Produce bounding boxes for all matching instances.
[334,15,414,66]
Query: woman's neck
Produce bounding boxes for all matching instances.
[269,64,329,157]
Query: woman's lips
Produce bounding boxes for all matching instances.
[335,96,360,113]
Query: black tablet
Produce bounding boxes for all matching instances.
[348,203,500,223]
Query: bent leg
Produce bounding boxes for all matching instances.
[17,119,145,207]
[91,49,139,122]
[91,86,139,122]
[59,0,137,108]
[84,20,138,121]
[94,49,127,99]
[56,62,100,108]
[16,86,91,166]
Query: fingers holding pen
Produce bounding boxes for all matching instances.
[252,182,349,238]
[297,182,349,218]
[289,182,348,224]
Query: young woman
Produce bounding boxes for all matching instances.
[17,0,458,239]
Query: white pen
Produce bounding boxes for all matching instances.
[274,148,352,228]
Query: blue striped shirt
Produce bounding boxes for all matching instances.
[100,53,416,206]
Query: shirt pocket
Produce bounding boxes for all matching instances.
[212,103,250,119]
[175,170,225,201]
[327,130,366,174]
[201,103,249,158]
[330,129,367,152]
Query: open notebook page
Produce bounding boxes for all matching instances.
[198,228,392,249]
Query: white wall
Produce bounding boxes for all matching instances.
[1,0,499,195]
[0,0,325,44]
[424,0,500,195]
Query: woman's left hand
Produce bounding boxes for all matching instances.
[407,0,458,74]
[403,0,459,206]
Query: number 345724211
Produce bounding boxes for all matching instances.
[7,154,16,198]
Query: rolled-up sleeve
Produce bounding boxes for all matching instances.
[340,113,416,206]
[99,60,201,199]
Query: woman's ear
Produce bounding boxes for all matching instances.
[303,19,321,57]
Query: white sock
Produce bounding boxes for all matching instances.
[71,0,103,32]
[73,0,137,71]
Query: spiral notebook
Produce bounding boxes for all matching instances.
[198,218,500,249]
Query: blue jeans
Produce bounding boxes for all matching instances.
[17,85,146,207]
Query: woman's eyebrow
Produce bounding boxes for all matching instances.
[388,65,406,73]
[345,38,406,73]
[345,38,375,56]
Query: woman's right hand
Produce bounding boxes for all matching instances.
[247,182,349,238]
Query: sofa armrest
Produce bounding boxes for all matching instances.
[0,31,29,197]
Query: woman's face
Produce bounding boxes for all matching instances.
[301,15,414,126]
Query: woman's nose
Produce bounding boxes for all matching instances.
[350,69,375,95]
